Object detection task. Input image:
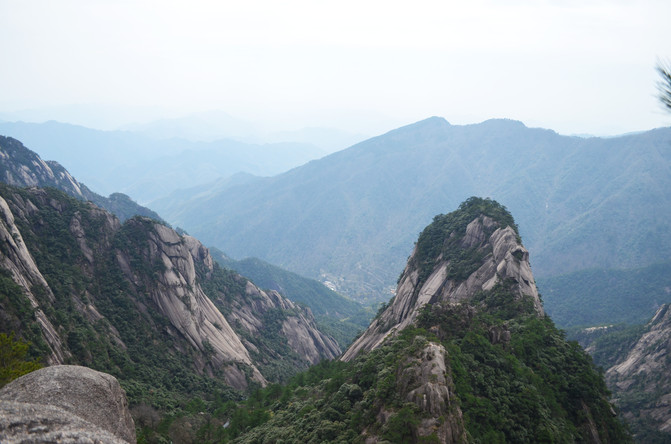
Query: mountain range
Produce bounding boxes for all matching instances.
[1,117,670,442]
[0,120,332,203]
[151,117,671,309]
[0,135,161,222]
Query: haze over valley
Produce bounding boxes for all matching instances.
[2,1,671,442]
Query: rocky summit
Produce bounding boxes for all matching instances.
[0,135,161,222]
[223,198,631,443]
[343,197,543,361]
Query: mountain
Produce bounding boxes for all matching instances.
[209,248,373,347]
[122,110,367,151]
[151,117,671,308]
[0,120,332,202]
[218,198,631,443]
[342,197,543,361]
[0,184,339,411]
[539,261,671,328]
[574,305,671,442]
[0,135,161,222]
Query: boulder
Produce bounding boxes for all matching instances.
[0,365,136,443]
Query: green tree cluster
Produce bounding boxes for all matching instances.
[0,332,42,388]
[203,280,630,443]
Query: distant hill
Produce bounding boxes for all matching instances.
[0,120,330,203]
[538,261,671,328]
[122,110,367,151]
[152,117,671,303]
[0,135,161,222]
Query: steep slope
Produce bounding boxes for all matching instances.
[210,248,373,347]
[602,304,671,441]
[221,198,631,443]
[0,135,161,222]
[210,248,365,319]
[343,197,543,361]
[0,184,338,407]
[153,118,671,306]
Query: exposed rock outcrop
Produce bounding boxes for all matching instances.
[0,135,161,222]
[343,214,542,361]
[0,136,85,198]
[219,279,340,366]
[118,220,266,386]
[0,193,67,364]
[399,341,467,443]
[0,183,339,394]
[0,365,136,443]
[605,304,671,437]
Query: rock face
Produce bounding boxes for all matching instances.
[398,341,467,443]
[605,304,671,438]
[224,281,340,365]
[0,184,338,395]
[0,365,136,443]
[343,212,543,362]
[0,193,68,364]
[0,135,161,222]
[117,220,266,386]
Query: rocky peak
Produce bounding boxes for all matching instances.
[343,197,543,361]
[0,135,161,222]
[0,136,85,198]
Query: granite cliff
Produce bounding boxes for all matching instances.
[0,184,338,399]
[343,200,543,361]
[605,304,671,441]
[227,198,630,443]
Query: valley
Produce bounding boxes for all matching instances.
[0,118,669,443]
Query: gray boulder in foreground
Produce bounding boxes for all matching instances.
[0,365,136,443]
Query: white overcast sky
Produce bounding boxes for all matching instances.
[1,0,670,136]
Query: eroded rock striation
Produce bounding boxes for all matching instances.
[605,304,671,437]
[343,209,543,362]
[399,341,467,443]
[0,183,338,395]
[0,365,135,443]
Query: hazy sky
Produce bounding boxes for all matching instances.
[1,0,670,136]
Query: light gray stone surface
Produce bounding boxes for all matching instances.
[0,365,136,443]
[343,215,543,361]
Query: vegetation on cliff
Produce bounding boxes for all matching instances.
[205,280,630,443]
[412,197,519,287]
[200,201,630,443]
